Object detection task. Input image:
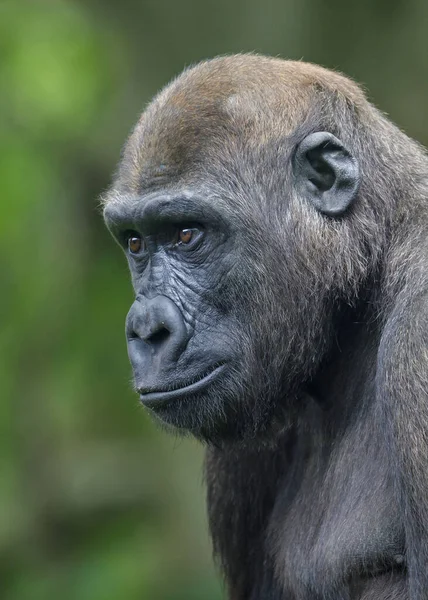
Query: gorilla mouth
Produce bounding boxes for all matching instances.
[138,363,226,407]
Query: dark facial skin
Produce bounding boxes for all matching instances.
[105,190,247,440]
[104,55,428,598]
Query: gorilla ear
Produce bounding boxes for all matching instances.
[293,132,360,216]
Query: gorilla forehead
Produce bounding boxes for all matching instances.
[116,55,367,195]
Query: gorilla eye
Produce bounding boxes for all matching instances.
[179,228,194,244]
[127,234,144,254]
[175,227,203,248]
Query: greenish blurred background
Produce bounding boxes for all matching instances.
[1,1,428,598]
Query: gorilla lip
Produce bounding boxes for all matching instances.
[138,364,225,407]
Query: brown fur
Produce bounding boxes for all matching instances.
[105,55,369,200]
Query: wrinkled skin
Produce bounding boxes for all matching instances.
[104,55,428,598]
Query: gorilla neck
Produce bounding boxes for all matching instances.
[307,304,380,431]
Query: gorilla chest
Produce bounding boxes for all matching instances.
[268,425,405,597]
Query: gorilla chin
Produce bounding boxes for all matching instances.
[140,364,233,438]
[142,362,280,444]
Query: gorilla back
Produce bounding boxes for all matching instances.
[103,55,428,599]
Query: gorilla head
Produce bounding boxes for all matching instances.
[103,55,389,443]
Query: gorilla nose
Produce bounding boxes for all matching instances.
[126,296,188,378]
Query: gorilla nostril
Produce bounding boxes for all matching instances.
[146,327,170,347]
[128,329,139,341]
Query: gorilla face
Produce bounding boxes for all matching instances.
[103,59,364,443]
[105,161,358,443]
[104,189,287,442]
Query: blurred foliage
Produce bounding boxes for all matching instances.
[1,0,428,598]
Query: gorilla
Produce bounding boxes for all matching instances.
[103,55,428,599]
